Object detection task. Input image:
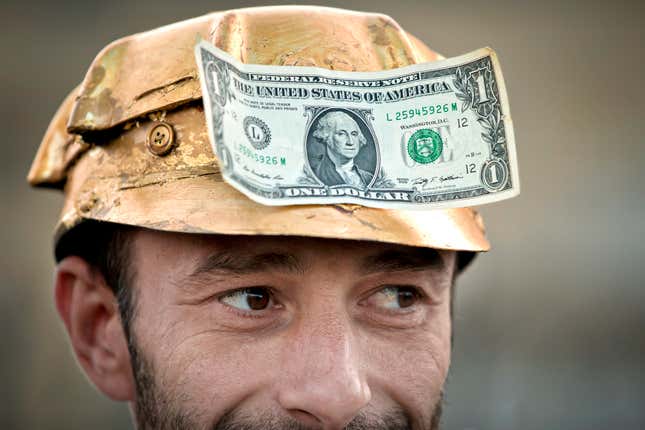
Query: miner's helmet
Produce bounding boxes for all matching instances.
[27,6,490,264]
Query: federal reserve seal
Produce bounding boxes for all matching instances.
[243,116,271,150]
[407,129,443,164]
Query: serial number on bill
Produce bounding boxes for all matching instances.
[239,144,287,166]
[386,103,458,121]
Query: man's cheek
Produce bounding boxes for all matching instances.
[153,325,279,411]
[380,342,447,427]
[364,329,449,382]
[359,309,451,404]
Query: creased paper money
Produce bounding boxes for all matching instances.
[195,41,519,209]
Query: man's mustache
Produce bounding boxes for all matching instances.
[213,409,412,430]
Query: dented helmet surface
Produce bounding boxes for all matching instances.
[28,6,489,252]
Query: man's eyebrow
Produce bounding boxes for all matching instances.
[188,250,305,278]
[360,248,445,274]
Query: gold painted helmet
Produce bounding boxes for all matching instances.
[28,6,489,254]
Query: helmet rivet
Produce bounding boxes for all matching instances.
[146,122,175,156]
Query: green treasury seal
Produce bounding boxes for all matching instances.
[407,128,443,164]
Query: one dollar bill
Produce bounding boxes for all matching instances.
[195,41,519,209]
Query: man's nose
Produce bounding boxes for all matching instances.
[276,311,371,429]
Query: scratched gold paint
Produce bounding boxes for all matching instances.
[28,6,490,252]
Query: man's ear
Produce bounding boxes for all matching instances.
[55,256,135,401]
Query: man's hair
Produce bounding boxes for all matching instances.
[55,221,138,338]
[312,111,367,148]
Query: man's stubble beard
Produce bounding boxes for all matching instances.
[128,332,443,430]
[119,275,445,430]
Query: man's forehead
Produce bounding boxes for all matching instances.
[132,229,451,275]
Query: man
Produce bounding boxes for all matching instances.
[309,110,374,188]
[29,6,490,429]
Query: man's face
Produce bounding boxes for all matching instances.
[127,230,455,429]
[327,114,363,160]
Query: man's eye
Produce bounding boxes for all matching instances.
[366,286,421,310]
[219,287,272,311]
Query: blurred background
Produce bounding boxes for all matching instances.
[1,0,643,429]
